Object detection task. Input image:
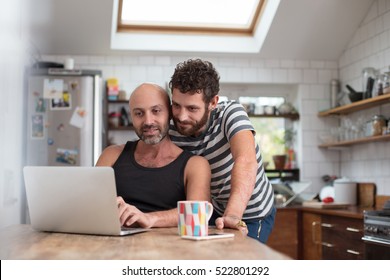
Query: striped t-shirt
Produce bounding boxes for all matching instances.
[169,101,274,220]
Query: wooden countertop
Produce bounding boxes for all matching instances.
[299,205,372,219]
[0,224,290,260]
[276,205,375,219]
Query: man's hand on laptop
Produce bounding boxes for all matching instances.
[116,196,154,228]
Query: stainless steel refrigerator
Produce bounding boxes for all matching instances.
[25,68,104,167]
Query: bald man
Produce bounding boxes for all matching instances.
[96,83,211,228]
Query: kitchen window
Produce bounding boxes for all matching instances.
[117,0,264,35]
[239,96,294,169]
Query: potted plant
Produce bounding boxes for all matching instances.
[272,129,296,170]
[272,154,287,170]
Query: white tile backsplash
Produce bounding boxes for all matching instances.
[287,69,303,83]
[280,59,295,68]
[303,69,318,84]
[272,69,288,83]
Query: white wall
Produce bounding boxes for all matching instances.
[0,0,29,228]
[339,0,390,195]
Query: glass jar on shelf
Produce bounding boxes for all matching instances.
[383,70,390,94]
[371,115,386,136]
[373,73,384,96]
[362,67,376,99]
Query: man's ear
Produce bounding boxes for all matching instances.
[209,95,219,110]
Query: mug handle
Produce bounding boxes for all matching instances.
[206,202,213,222]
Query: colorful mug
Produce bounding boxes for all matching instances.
[178,201,213,237]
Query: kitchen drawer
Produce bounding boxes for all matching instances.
[302,212,322,260]
[267,208,299,259]
[321,215,364,260]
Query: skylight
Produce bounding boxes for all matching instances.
[119,0,262,34]
[111,0,280,53]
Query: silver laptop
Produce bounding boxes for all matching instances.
[23,166,148,236]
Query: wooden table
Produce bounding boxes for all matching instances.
[0,224,290,260]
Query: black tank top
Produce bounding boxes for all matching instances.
[112,141,193,213]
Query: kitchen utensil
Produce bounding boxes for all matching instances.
[319,186,335,201]
[278,102,294,114]
[362,67,376,98]
[272,181,312,207]
[330,79,340,108]
[346,84,357,93]
[357,183,376,207]
[365,77,375,99]
[333,178,357,205]
[348,91,363,102]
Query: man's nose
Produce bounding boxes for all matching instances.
[175,108,188,122]
[143,112,154,125]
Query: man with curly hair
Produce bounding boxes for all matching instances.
[169,58,276,243]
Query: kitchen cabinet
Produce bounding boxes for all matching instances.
[318,94,390,148]
[301,207,365,260]
[321,215,364,260]
[269,207,366,260]
[302,212,322,260]
[267,207,300,259]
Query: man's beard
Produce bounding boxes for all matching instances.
[173,108,210,137]
[136,123,168,145]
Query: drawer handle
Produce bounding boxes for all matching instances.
[346,249,361,255]
[346,227,360,233]
[312,221,321,245]
[321,223,334,228]
[321,242,334,248]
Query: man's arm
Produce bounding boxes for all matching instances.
[216,130,258,231]
[117,196,178,228]
[95,145,123,166]
[184,155,211,201]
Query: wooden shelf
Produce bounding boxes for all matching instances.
[108,99,129,104]
[318,94,390,117]
[318,134,390,148]
[265,168,300,181]
[248,113,299,120]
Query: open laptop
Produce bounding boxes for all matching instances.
[23,166,148,236]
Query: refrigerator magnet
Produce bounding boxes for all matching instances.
[70,81,79,91]
[70,107,86,128]
[43,79,63,99]
[50,92,71,110]
[55,148,78,165]
[47,138,54,145]
[31,115,44,139]
[35,97,46,113]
